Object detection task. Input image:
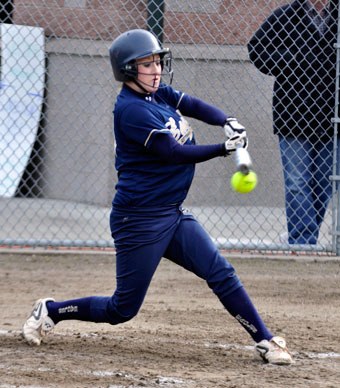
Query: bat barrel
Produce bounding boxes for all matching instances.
[235,147,252,175]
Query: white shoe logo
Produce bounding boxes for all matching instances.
[32,304,42,320]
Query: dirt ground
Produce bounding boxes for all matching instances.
[0,251,339,388]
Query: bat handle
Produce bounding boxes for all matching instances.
[235,145,252,175]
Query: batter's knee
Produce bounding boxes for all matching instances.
[105,298,140,325]
[106,311,137,325]
[208,273,242,298]
[206,259,242,299]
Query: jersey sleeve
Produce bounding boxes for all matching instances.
[156,84,185,109]
[178,94,227,125]
[158,85,228,126]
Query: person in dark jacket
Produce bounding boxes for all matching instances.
[248,0,339,245]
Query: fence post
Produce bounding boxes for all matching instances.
[331,3,340,255]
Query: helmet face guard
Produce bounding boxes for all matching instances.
[124,51,173,85]
[109,29,173,85]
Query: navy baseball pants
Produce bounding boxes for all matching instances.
[90,205,242,323]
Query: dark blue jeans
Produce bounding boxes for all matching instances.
[279,135,337,244]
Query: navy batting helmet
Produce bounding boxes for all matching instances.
[109,29,172,83]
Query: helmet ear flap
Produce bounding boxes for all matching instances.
[123,62,138,79]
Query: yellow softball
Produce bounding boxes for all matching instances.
[230,171,258,194]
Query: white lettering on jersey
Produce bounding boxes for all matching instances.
[165,113,193,145]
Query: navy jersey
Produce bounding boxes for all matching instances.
[113,84,196,207]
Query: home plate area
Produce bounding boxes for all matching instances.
[0,252,339,387]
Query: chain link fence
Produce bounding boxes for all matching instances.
[0,0,338,254]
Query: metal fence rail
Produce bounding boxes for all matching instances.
[0,0,338,255]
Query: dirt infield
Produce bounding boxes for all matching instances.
[0,251,339,388]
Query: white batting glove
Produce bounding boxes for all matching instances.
[224,132,248,153]
[223,118,248,152]
[224,118,246,138]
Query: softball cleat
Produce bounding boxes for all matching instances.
[255,336,293,365]
[22,298,55,346]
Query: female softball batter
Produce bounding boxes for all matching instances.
[23,29,292,365]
